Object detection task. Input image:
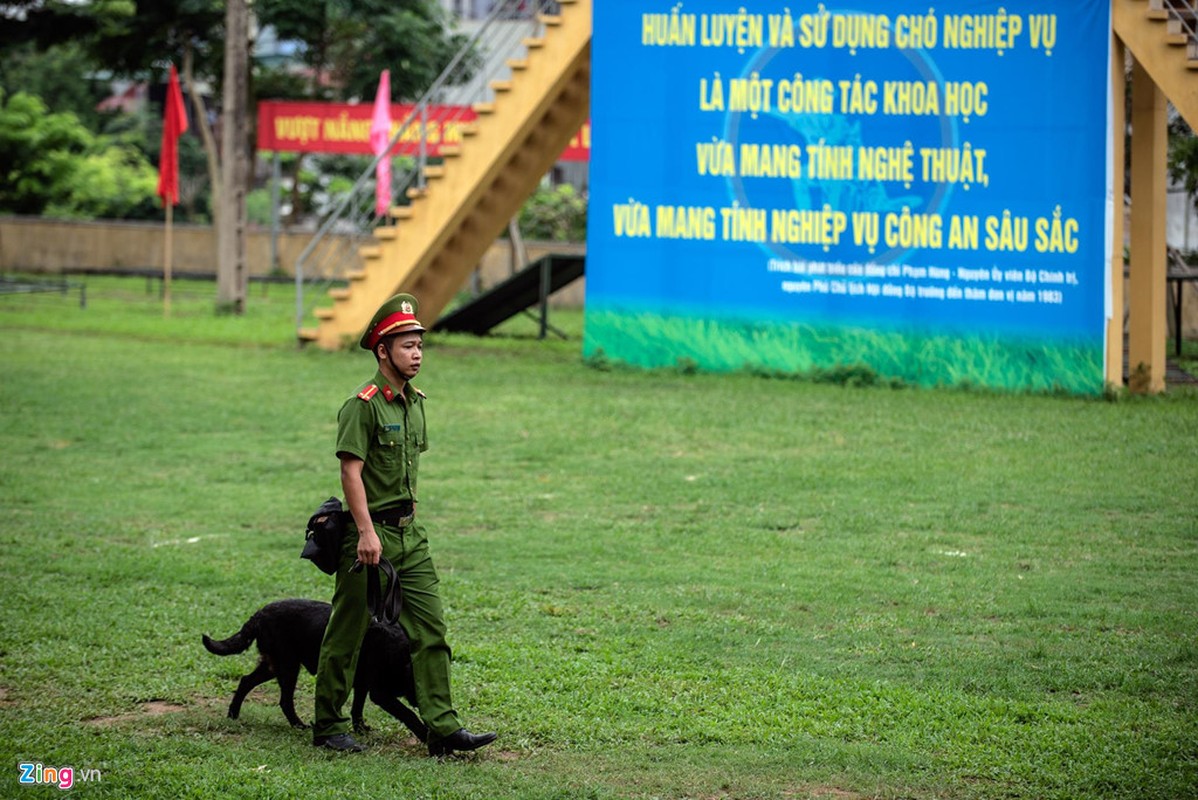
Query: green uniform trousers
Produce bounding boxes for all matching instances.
[313,521,463,740]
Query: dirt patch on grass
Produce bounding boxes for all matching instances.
[786,787,867,800]
[83,700,188,726]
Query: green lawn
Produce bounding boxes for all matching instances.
[0,277,1195,799]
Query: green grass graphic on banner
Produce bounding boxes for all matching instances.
[585,307,1104,395]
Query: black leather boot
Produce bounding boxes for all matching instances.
[313,733,367,752]
[428,728,497,757]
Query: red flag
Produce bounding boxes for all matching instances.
[157,64,189,207]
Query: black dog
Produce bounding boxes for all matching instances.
[202,599,427,741]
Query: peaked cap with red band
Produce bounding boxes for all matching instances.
[360,293,426,350]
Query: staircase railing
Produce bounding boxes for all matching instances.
[1159,0,1198,56]
[293,0,563,331]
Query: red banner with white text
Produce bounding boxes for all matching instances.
[257,100,589,162]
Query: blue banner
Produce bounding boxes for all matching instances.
[585,1,1113,393]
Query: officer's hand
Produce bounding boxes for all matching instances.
[357,528,382,566]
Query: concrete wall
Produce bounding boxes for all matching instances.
[9,216,1198,330]
[0,216,319,276]
[0,216,586,308]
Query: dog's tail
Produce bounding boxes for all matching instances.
[201,615,259,656]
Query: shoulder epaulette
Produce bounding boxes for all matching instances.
[413,386,427,399]
[357,384,379,402]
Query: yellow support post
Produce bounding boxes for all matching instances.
[1127,57,1168,394]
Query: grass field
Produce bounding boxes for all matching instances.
[0,276,1196,799]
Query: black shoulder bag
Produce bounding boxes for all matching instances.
[301,496,348,575]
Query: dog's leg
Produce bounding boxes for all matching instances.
[351,689,370,734]
[274,665,308,729]
[228,660,276,720]
[369,689,430,742]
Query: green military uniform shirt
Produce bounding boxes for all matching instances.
[335,369,428,512]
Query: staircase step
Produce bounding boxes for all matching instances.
[490,79,513,93]
[390,205,413,219]
[359,245,382,259]
[424,165,446,179]
[347,270,367,282]
[374,226,398,240]
[315,307,335,320]
[406,187,428,200]
[473,101,496,115]
[329,287,351,301]
[439,144,462,158]
[459,122,480,137]
[522,37,545,49]
[298,327,319,342]
[506,57,529,71]
[1166,32,1188,45]
[539,14,562,26]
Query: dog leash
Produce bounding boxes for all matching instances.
[351,557,404,626]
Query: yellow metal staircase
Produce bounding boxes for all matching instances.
[299,0,592,349]
[1114,0,1198,129]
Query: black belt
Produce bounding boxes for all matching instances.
[369,502,414,528]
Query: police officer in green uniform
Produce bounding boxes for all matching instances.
[312,293,497,756]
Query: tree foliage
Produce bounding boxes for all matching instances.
[0,89,158,219]
[0,1,134,50]
[0,0,476,227]
[0,41,110,127]
[518,184,588,242]
[254,0,470,101]
[1168,115,1198,211]
[2,0,225,81]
